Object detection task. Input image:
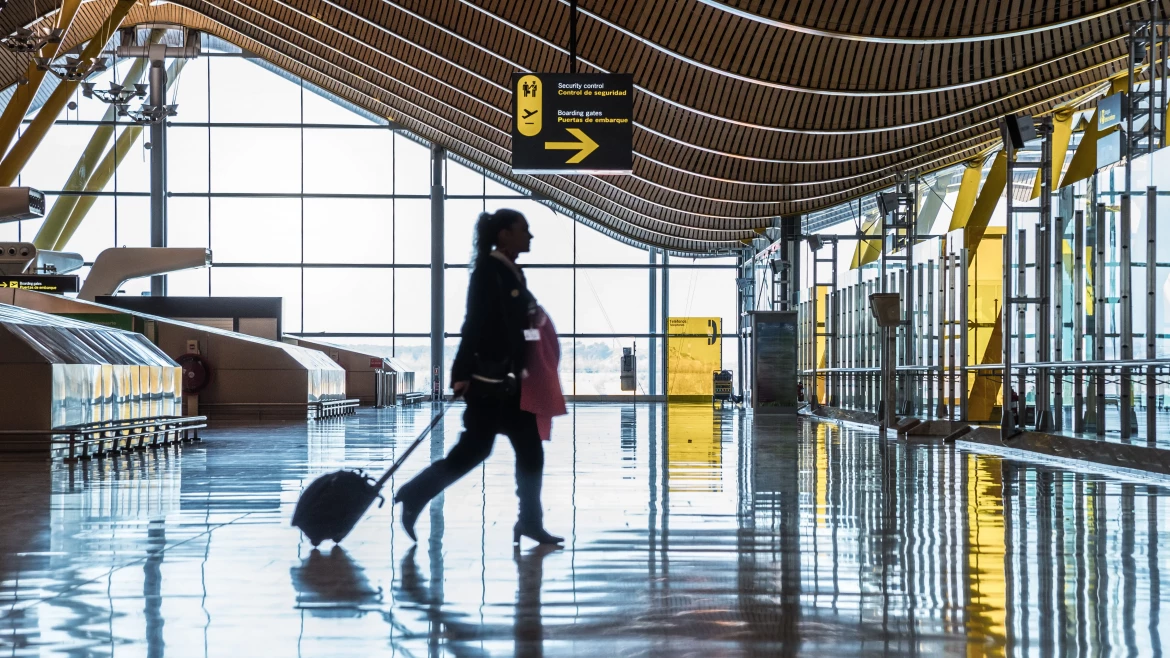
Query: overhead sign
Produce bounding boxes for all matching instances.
[1098,93,1125,132]
[511,73,633,174]
[0,274,79,294]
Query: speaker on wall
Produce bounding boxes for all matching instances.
[1000,114,1037,149]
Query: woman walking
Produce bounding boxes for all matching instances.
[394,208,564,546]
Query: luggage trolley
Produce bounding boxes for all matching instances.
[712,370,734,408]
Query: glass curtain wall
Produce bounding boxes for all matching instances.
[775,106,1170,432]
[0,37,737,395]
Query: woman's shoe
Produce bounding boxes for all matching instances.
[395,494,422,542]
[513,523,563,546]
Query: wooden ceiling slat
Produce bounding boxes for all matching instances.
[0,0,1158,251]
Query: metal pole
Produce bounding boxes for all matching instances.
[1074,209,1086,433]
[662,251,669,397]
[1121,193,1135,438]
[649,248,657,397]
[959,250,970,422]
[1054,212,1065,431]
[831,240,839,406]
[738,251,746,401]
[946,252,956,419]
[865,280,872,411]
[1017,228,1027,426]
[1037,223,1051,429]
[569,0,579,74]
[927,257,936,417]
[852,282,859,408]
[1002,137,1017,438]
[830,289,839,406]
[1036,119,1054,430]
[898,267,907,414]
[1148,188,1159,445]
[851,283,857,407]
[1095,202,1107,435]
[430,145,445,399]
[811,284,819,405]
[917,262,925,415]
[936,242,947,418]
[149,59,168,297]
[879,325,893,434]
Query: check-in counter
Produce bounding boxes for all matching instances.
[283,337,417,405]
[2,289,347,421]
[0,304,181,452]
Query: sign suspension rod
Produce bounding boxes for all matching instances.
[569,0,578,74]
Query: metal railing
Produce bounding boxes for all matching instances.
[0,414,207,461]
[804,359,1170,444]
[313,399,360,419]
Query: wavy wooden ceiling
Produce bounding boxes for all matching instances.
[0,0,1161,251]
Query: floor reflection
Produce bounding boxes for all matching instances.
[0,404,1167,656]
[290,546,382,617]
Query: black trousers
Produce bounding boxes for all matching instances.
[396,399,547,526]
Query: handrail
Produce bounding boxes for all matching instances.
[0,415,207,461]
[0,415,208,435]
[805,360,1170,374]
[967,359,1170,371]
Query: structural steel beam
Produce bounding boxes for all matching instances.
[0,0,84,157]
[430,145,445,399]
[0,0,137,187]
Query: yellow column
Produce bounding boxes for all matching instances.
[0,0,137,187]
[0,0,84,156]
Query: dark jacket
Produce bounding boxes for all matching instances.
[451,254,535,384]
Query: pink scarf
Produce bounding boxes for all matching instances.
[520,307,567,440]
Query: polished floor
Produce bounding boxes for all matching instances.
[1,403,1168,656]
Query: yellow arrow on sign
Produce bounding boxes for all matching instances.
[544,128,599,164]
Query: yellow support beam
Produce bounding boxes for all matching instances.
[947,158,985,232]
[0,0,137,187]
[52,123,143,251]
[1030,108,1074,200]
[848,215,882,270]
[1059,108,1101,189]
[34,30,166,250]
[0,0,84,157]
[54,59,188,251]
[963,151,1009,251]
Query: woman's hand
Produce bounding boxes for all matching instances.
[452,380,469,397]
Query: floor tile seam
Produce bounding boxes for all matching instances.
[5,511,255,615]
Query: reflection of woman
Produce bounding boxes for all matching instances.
[514,544,560,658]
[395,209,563,546]
[395,544,559,657]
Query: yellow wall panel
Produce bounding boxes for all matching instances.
[667,317,721,399]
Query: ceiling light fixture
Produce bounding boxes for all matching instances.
[81,80,148,105]
[1,25,63,53]
[38,53,108,81]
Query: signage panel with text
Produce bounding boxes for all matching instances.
[0,274,79,294]
[511,73,633,174]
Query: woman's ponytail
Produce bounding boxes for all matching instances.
[472,208,525,262]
